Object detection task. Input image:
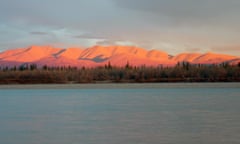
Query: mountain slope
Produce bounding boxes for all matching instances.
[0,45,239,68]
[0,45,62,62]
[58,47,83,60]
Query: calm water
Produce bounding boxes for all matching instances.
[0,83,240,144]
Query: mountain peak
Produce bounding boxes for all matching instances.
[0,45,239,67]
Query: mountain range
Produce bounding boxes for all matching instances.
[0,45,239,68]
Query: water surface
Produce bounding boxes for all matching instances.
[0,83,240,144]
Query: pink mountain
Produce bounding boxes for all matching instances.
[0,45,239,68]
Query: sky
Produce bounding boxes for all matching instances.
[0,0,240,56]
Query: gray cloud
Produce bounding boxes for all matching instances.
[114,0,240,26]
[211,45,240,52]
[73,34,106,40]
[184,47,202,53]
[0,0,240,56]
[30,32,49,35]
[0,0,117,28]
[96,39,118,46]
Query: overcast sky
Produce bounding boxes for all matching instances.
[0,0,240,56]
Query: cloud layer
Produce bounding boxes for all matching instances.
[0,0,240,56]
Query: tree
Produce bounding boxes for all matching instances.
[182,61,190,71]
[42,65,48,70]
[105,61,112,69]
[30,64,37,70]
[125,61,130,69]
[12,66,17,71]
[19,63,29,71]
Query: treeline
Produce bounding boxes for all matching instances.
[0,62,240,84]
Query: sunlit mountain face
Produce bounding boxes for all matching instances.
[0,45,239,68]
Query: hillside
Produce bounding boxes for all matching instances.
[0,45,239,68]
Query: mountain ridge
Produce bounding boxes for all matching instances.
[0,45,239,68]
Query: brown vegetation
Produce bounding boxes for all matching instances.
[0,62,240,84]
